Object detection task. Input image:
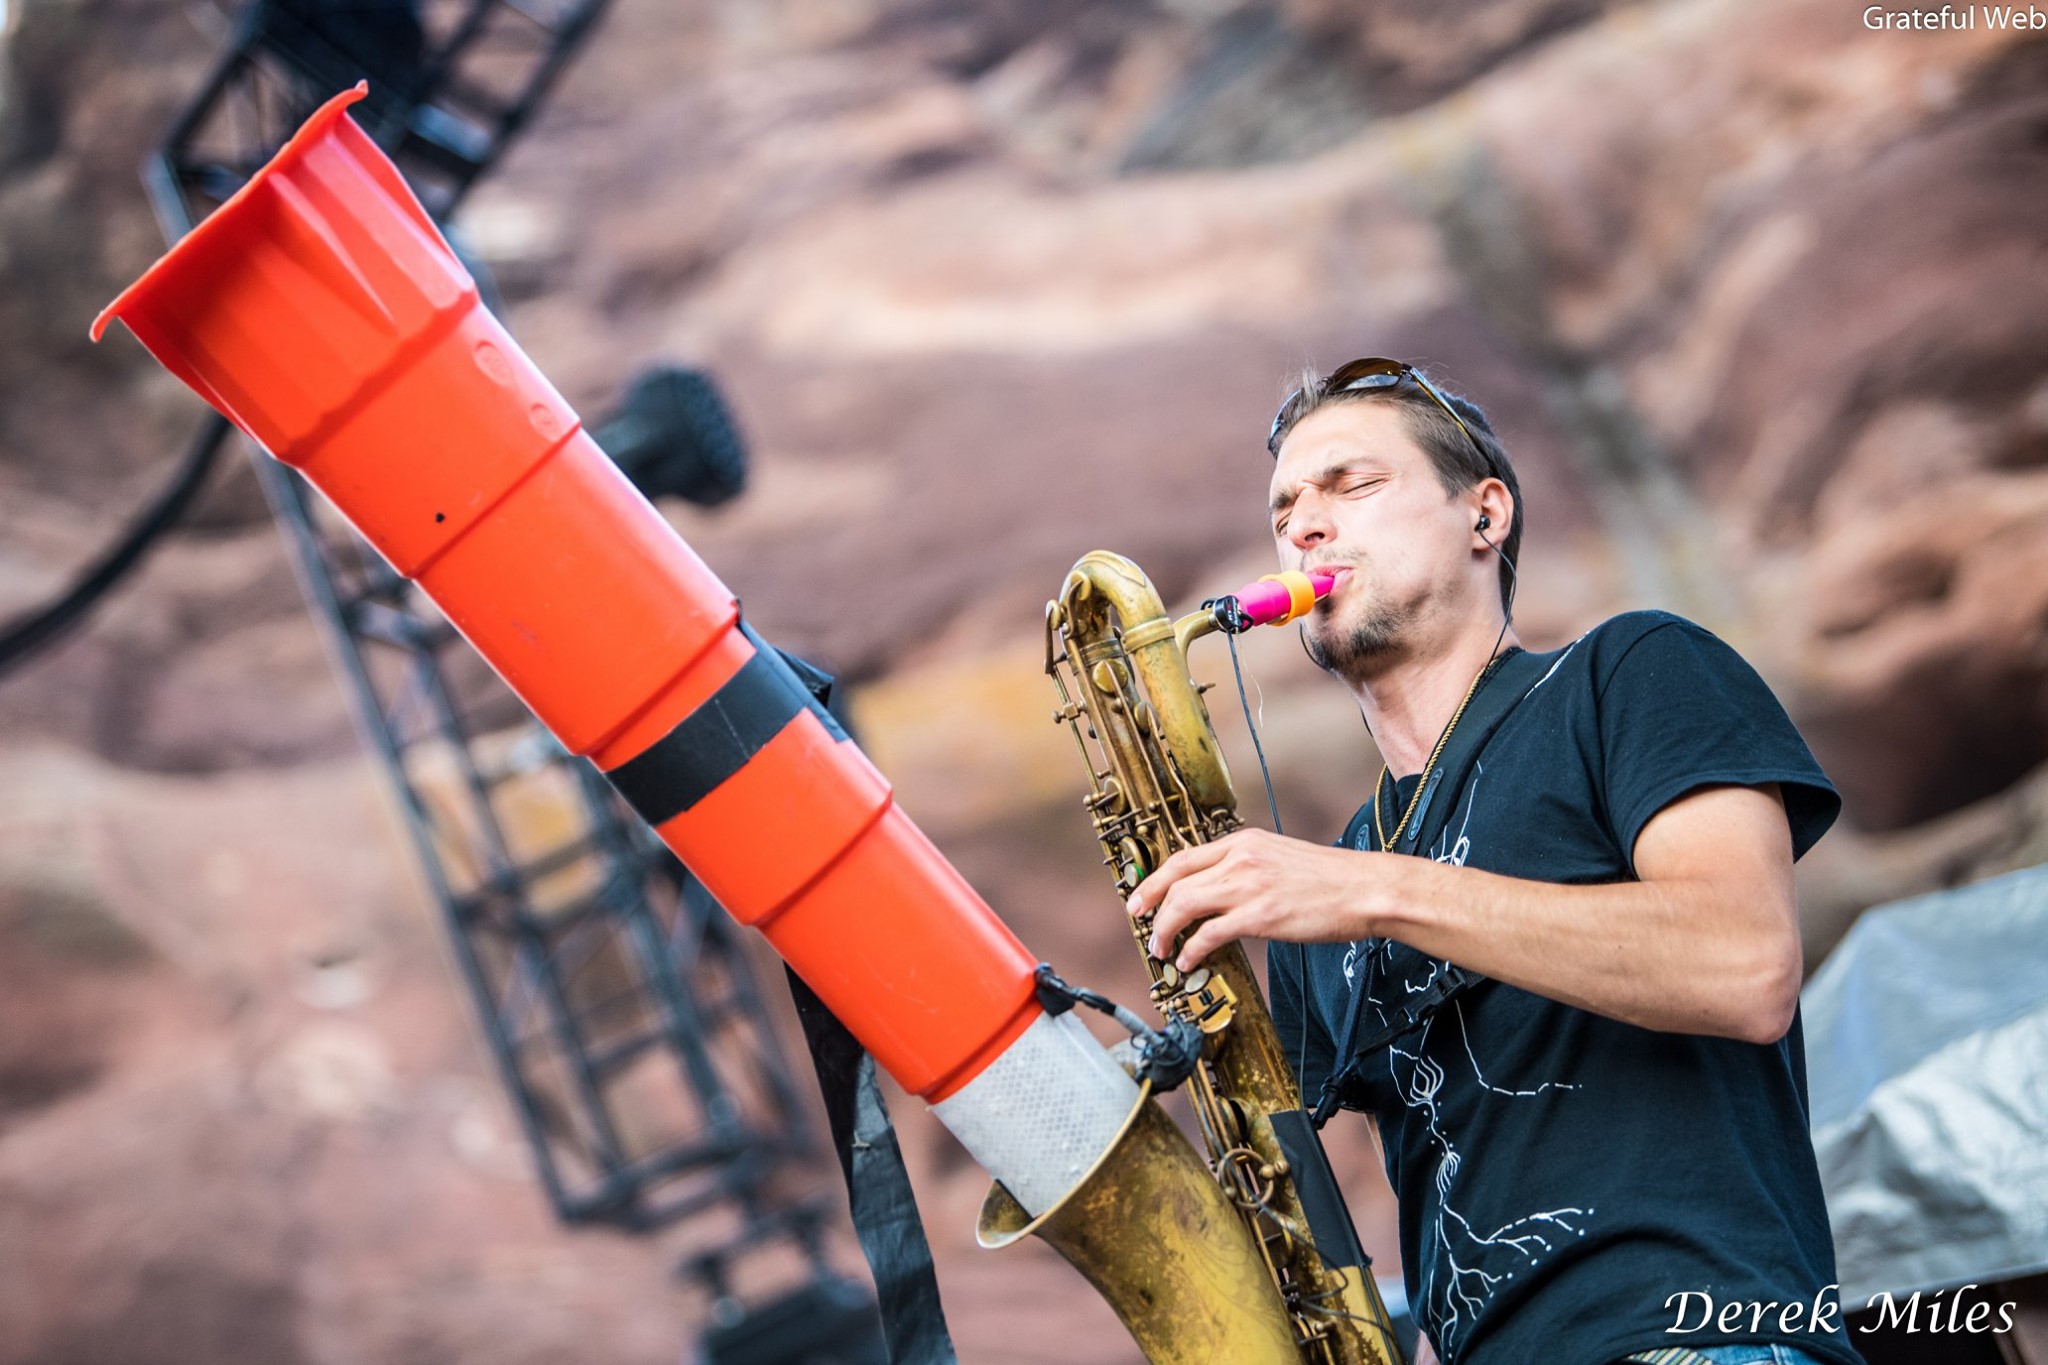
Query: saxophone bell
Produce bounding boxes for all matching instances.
[977,1082,1303,1365]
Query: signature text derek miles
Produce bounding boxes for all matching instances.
[1666,1286,2018,1337]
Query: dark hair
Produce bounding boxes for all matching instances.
[1272,365,1523,614]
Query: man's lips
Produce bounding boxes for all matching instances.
[1309,564,1355,595]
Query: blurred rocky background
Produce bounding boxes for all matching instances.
[1,0,2045,1360]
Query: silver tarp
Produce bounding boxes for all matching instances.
[1802,862,2048,1304]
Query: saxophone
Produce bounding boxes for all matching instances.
[1032,549,1406,1365]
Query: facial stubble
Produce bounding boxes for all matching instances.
[1302,594,1410,678]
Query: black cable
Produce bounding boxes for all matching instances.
[0,413,232,679]
[1479,523,1515,674]
[1226,628,1284,838]
[1032,964,1203,1092]
[1480,521,1519,623]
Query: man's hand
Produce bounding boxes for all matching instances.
[1125,828,1379,970]
[1413,1331,1439,1365]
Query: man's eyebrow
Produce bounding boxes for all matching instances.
[1269,459,1379,516]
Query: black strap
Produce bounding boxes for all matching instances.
[1343,960,1483,1068]
[1315,646,1558,1123]
[607,622,848,827]
[761,636,957,1365]
[1269,1107,1370,1270]
[787,969,958,1365]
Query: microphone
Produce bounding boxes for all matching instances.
[1207,569,1336,634]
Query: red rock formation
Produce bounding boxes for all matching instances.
[3,0,2045,1360]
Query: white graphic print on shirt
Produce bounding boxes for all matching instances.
[1349,760,1593,1359]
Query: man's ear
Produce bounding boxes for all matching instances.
[1471,478,1513,547]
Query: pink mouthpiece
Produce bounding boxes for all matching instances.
[1230,571,1337,628]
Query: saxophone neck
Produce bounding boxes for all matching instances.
[1173,607,1223,657]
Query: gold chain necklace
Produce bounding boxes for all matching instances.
[1371,651,1510,853]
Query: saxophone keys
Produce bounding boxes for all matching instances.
[1089,659,1130,695]
[1086,776,1126,817]
[1185,971,1240,1034]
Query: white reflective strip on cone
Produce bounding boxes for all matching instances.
[930,1009,1139,1216]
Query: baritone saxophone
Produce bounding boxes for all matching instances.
[1037,549,1405,1365]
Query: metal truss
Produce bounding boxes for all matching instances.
[147,0,614,239]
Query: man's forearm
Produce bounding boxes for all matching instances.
[1366,854,1798,1043]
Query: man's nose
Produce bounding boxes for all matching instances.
[1287,496,1332,550]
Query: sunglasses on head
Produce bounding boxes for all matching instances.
[1267,357,1490,470]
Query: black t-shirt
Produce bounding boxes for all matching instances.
[1268,611,1862,1365]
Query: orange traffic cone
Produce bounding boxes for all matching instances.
[94,83,1048,1106]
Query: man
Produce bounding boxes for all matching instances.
[1126,359,1861,1365]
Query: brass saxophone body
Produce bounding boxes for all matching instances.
[1043,550,1405,1365]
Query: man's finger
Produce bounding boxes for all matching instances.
[1174,906,1257,971]
[1144,864,1244,959]
[1125,834,1236,916]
